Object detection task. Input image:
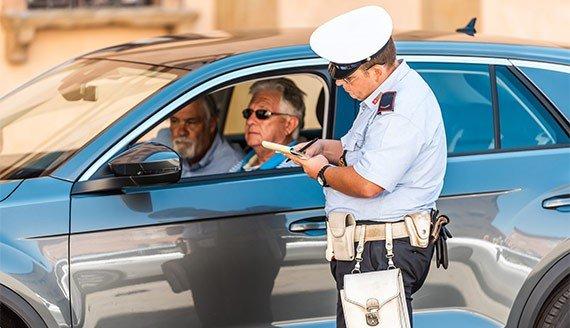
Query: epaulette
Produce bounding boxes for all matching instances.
[376,91,397,115]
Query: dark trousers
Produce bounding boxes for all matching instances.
[330,237,434,328]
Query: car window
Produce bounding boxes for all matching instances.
[0,59,184,180]
[137,73,328,179]
[495,66,570,149]
[517,66,570,121]
[410,62,495,154]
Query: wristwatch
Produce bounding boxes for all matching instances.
[317,164,332,187]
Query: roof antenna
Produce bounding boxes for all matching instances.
[456,17,477,36]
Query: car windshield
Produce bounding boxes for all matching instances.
[0,59,185,180]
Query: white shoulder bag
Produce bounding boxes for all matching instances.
[340,223,411,328]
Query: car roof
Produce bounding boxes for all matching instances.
[81,28,570,70]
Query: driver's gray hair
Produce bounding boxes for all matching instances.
[249,78,306,138]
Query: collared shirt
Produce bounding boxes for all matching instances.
[229,140,298,172]
[325,60,447,222]
[154,129,243,178]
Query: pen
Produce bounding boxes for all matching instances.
[286,138,319,162]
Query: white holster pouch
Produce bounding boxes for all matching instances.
[340,224,410,328]
[326,212,357,261]
[404,211,431,248]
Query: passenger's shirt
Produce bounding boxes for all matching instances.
[229,140,298,172]
[325,60,447,222]
[154,129,243,178]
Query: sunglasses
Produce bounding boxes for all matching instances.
[340,71,361,84]
[331,62,381,84]
[242,108,292,120]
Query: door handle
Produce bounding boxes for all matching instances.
[289,217,327,232]
[542,195,570,210]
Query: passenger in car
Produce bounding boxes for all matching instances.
[154,96,243,177]
[229,78,306,172]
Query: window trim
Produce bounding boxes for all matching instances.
[79,58,329,181]
[447,143,570,158]
[489,65,502,149]
[509,60,570,74]
[402,55,510,66]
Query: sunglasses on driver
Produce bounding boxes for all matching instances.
[242,108,293,120]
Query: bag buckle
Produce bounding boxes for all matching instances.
[365,298,380,326]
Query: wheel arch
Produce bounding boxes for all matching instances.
[506,240,570,328]
[0,284,48,328]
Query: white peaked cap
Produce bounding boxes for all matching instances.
[310,6,393,64]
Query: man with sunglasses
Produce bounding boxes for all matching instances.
[285,6,447,327]
[230,78,306,172]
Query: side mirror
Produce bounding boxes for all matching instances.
[109,142,181,182]
[72,142,181,194]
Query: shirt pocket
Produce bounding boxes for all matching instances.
[344,129,365,151]
[343,132,365,166]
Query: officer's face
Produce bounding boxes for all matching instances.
[170,100,217,162]
[335,66,385,101]
[245,90,298,148]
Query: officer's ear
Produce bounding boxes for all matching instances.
[366,64,385,82]
[369,65,385,83]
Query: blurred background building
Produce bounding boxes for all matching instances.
[0,0,568,95]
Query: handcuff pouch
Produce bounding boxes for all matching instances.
[326,212,357,261]
[404,212,431,248]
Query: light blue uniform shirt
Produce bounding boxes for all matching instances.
[154,129,243,178]
[325,60,447,222]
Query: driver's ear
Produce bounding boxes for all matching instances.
[286,116,300,136]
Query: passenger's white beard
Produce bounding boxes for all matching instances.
[172,137,197,160]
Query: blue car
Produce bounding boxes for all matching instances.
[0,29,569,328]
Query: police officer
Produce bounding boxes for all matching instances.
[284,6,447,327]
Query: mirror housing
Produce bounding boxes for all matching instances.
[109,142,181,178]
[72,142,181,194]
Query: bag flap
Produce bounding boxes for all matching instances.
[328,212,353,238]
[342,269,402,308]
[410,213,431,241]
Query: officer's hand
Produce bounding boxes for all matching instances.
[284,153,329,179]
[303,155,329,179]
[294,139,324,157]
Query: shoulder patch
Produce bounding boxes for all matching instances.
[376,91,397,115]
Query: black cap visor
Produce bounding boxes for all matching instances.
[328,62,361,80]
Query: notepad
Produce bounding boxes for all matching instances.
[261,141,308,159]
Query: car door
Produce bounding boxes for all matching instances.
[405,57,570,325]
[67,60,350,328]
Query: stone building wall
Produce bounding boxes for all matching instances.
[0,0,568,95]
